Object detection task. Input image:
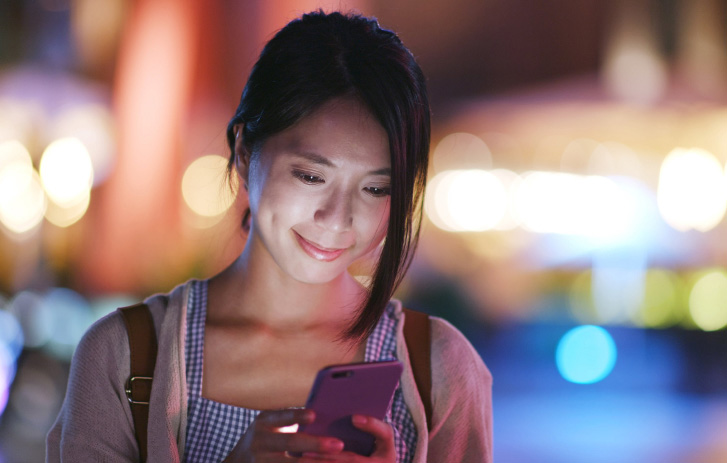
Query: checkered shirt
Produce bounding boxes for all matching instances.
[183,280,417,462]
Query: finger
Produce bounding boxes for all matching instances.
[256,408,315,429]
[260,431,344,455]
[298,454,346,462]
[351,415,395,456]
[298,453,357,462]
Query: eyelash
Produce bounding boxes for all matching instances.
[365,186,391,197]
[293,170,324,184]
[292,170,390,197]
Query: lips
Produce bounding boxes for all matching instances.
[293,231,347,262]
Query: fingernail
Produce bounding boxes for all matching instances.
[326,439,344,451]
[352,415,367,425]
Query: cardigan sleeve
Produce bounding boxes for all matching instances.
[46,311,139,462]
[427,317,493,463]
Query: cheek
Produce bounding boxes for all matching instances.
[363,202,390,244]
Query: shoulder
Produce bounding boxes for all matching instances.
[72,279,192,376]
[429,317,490,377]
[390,301,491,386]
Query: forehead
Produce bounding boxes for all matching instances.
[261,97,391,168]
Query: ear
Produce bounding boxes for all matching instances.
[233,124,250,190]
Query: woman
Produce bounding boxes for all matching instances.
[46,11,492,463]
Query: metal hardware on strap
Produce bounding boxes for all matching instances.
[119,303,157,463]
[125,376,153,405]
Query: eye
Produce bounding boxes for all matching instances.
[293,170,324,185]
[365,185,391,197]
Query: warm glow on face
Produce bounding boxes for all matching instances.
[657,148,727,232]
[181,154,237,221]
[39,138,94,208]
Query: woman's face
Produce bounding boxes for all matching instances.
[243,97,391,284]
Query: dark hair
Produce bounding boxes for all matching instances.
[226,10,430,340]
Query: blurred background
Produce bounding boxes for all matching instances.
[1,0,727,461]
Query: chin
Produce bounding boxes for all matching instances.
[288,262,352,285]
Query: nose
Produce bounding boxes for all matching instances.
[314,189,354,232]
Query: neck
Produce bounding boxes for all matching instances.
[208,237,367,336]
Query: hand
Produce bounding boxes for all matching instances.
[302,415,397,463]
[223,408,345,462]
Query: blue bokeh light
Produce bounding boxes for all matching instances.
[556,325,617,384]
[0,342,14,417]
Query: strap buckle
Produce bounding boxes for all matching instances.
[125,376,153,405]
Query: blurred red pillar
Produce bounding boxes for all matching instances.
[79,0,370,293]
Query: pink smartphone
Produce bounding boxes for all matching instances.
[298,360,404,456]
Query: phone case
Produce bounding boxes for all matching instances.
[298,360,404,456]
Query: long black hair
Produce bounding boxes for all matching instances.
[226,10,430,340]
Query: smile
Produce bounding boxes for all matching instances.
[293,231,347,262]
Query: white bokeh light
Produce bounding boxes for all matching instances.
[44,190,91,228]
[513,171,635,238]
[446,170,507,231]
[39,138,94,208]
[48,104,116,186]
[424,170,458,232]
[657,148,727,232]
[0,162,46,235]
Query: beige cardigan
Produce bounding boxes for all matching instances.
[46,280,493,462]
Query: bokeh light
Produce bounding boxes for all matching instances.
[43,288,94,361]
[445,170,507,231]
[603,37,668,105]
[569,270,597,323]
[636,270,684,328]
[657,147,727,232]
[0,139,32,171]
[0,99,44,149]
[513,171,633,238]
[0,158,47,235]
[39,137,94,208]
[181,154,236,225]
[0,310,24,362]
[0,343,14,417]
[44,190,91,227]
[556,325,618,384]
[490,169,522,230]
[48,104,116,185]
[689,270,727,331]
[432,132,492,173]
[89,294,138,321]
[591,253,647,324]
[8,291,53,349]
[424,170,458,232]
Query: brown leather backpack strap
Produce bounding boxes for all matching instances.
[119,303,157,463]
[402,307,432,431]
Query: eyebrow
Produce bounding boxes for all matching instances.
[291,151,391,176]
